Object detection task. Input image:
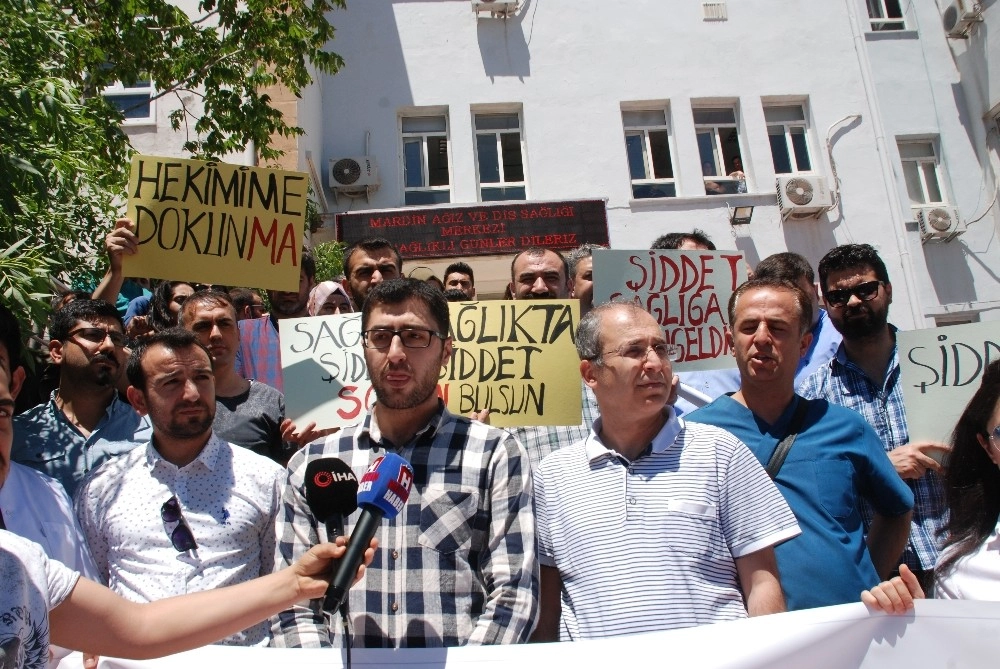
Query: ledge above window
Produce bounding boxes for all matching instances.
[628,192,777,210]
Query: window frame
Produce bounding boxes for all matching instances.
[400,114,452,206]
[897,140,948,206]
[866,0,905,32]
[102,79,155,125]
[764,104,815,175]
[473,110,527,202]
[692,105,746,196]
[622,108,677,199]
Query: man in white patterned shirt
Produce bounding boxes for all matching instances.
[532,302,800,641]
[271,278,537,648]
[75,329,284,646]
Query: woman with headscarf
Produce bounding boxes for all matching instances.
[307,281,354,316]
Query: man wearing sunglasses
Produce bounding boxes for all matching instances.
[11,299,151,496]
[272,278,537,648]
[800,244,949,592]
[74,329,285,646]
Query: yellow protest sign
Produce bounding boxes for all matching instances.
[123,155,307,291]
[441,300,581,427]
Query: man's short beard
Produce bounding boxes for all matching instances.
[163,412,215,440]
[838,306,889,340]
[371,366,439,411]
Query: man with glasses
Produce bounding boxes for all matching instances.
[12,300,151,496]
[532,302,799,641]
[801,244,948,592]
[75,329,284,646]
[689,279,912,610]
[272,278,537,648]
[228,288,266,321]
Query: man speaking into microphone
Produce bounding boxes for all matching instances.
[271,278,537,648]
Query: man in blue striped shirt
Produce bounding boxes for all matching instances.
[532,302,800,640]
[800,244,948,591]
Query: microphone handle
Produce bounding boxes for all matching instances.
[321,517,345,613]
[324,506,384,612]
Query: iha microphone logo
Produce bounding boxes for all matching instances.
[313,471,333,488]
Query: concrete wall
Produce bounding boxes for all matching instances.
[127,0,1000,322]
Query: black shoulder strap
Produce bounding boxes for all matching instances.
[764,398,811,480]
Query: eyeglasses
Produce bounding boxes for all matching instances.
[68,327,127,348]
[823,280,883,308]
[362,328,445,350]
[161,495,198,552]
[599,342,682,363]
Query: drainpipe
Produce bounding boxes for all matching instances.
[843,0,926,328]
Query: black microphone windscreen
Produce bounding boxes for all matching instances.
[304,457,359,523]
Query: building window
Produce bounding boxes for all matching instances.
[866,0,905,31]
[693,107,745,195]
[474,112,526,201]
[898,141,946,205]
[623,109,676,199]
[401,116,451,206]
[765,105,813,174]
[102,77,154,123]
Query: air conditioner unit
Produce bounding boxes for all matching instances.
[776,176,833,220]
[472,0,517,17]
[916,205,965,242]
[943,0,982,38]
[328,157,379,190]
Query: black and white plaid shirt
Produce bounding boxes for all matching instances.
[270,402,538,648]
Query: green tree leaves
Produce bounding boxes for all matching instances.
[1,0,344,342]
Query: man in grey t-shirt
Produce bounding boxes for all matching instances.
[180,290,313,462]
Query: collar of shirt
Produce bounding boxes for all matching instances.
[142,432,226,473]
[360,400,445,451]
[585,406,682,464]
[832,325,900,393]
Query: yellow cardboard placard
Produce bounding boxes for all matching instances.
[123,155,306,291]
[441,300,582,427]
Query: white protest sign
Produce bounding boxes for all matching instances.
[279,313,372,430]
[899,321,1000,443]
[592,249,743,371]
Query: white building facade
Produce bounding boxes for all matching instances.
[126,0,1000,324]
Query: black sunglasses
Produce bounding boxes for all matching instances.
[161,495,198,552]
[824,280,883,308]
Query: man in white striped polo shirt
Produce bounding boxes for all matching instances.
[532,302,801,641]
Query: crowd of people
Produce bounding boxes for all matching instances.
[2,219,994,664]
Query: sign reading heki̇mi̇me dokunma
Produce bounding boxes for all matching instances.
[124,155,307,291]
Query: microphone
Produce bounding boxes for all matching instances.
[305,458,359,544]
[324,452,414,612]
[305,458,359,612]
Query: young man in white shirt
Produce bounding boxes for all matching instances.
[75,328,284,646]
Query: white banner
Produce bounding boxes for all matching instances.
[58,600,1000,668]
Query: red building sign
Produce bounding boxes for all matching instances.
[336,199,609,259]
